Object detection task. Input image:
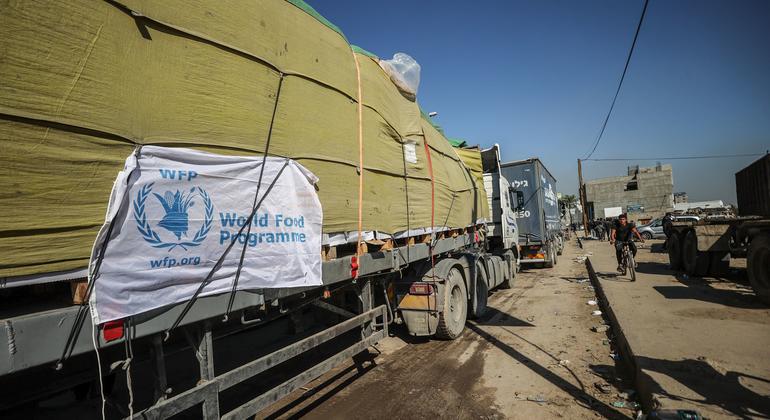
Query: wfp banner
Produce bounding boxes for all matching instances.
[89,146,323,324]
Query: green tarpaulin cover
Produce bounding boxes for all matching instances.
[0,0,488,278]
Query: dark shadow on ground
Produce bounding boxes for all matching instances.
[387,322,431,344]
[466,322,627,419]
[652,284,765,309]
[635,261,675,276]
[264,351,378,420]
[595,271,634,283]
[636,356,770,418]
[589,364,638,401]
[473,306,536,327]
[635,261,767,309]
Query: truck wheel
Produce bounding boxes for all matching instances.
[436,267,468,339]
[708,252,730,277]
[642,232,653,240]
[470,261,488,319]
[668,233,683,270]
[543,244,555,268]
[747,234,770,305]
[683,230,709,277]
[557,237,563,256]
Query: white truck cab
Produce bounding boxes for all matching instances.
[481,145,520,270]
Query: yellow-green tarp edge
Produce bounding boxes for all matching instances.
[0,0,485,278]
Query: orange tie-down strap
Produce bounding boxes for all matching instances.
[352,49,365,277]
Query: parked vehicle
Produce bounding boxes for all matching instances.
[667,154,770,304]
[500,158,563,268]
[639,215,700,240]
[637,219,663,239]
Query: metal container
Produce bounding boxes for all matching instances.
[500,158,560,244]
[735,154,770,217]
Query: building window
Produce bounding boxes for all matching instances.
[625,181,638,191]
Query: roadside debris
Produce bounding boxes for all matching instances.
[612,400,641,409]
[591,310,603,316]
[591,325,610,333]
[587,300,597,305]
[526,395,548,404]
[594,382,612,394]
[559,359,570,366]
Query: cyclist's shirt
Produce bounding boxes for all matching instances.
[613,221,635,242]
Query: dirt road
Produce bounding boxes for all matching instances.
[259,240,638,419]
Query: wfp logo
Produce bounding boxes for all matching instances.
[133,183,213,251]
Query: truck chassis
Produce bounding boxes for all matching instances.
[1,229,516,418]
[667,217,770,304]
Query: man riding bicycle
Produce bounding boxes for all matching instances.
[610,213,644,273]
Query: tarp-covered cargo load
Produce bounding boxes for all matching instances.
[455,147,491,224]
[0,0,488,279]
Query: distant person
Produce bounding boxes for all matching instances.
[603,218,612,242]
[662,212,674,250]
[595,221,606,240]
[610,213,645,273]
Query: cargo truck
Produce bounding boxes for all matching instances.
[667,154,770,304]
[0,2,523,416]
[501,158,564,268]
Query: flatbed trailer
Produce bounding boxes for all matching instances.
[667,155,770,305]
[1,230,491,417]
[1,156,519,419]
[667,217,770,304]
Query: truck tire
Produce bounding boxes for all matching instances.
[469,261,488,319]
[747,234,770,305]
[436,267,468,339]
[683,230,709,277]
[668,233,683,270]
[557,237,563,256]
[708,252,730,278]
[500,250,517,289]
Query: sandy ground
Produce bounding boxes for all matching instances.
[584,238,770,419]
[258,240,639,419]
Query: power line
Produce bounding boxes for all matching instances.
[584,152,766,162]
[583,0,649,160]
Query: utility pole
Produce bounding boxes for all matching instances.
[577,159,590,236]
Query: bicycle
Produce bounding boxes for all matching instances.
[618,241,636,282]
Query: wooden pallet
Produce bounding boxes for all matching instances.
[321,226,479,262]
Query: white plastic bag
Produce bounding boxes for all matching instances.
[378,53,421,100]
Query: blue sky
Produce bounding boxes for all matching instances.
[309,0,769,204]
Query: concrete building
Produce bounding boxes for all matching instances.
[585,163,674,224]
[674,192,688,204]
